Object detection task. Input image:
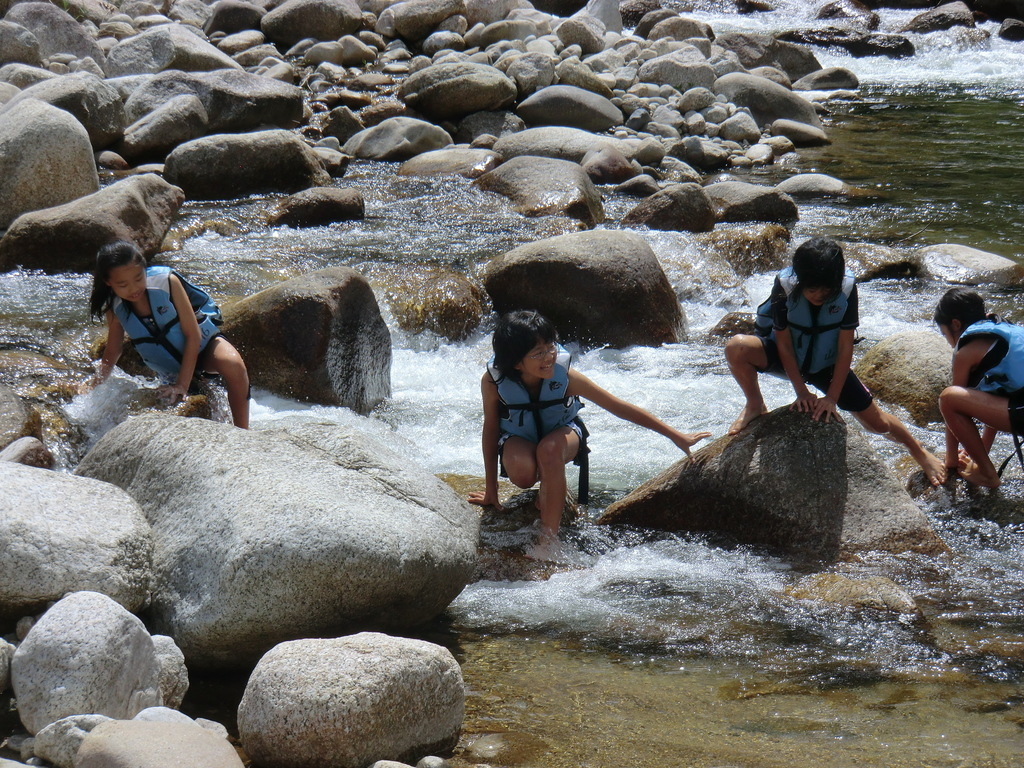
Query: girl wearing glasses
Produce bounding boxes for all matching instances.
[468,310,710,555]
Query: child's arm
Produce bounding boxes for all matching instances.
[468,372,505,508]
[567,370,711,456]
[774,326,817,412]
[81,311,125,393]
[159,273,202,402]
[813,327,855,423]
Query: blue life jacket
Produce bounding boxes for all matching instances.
[487,347,583,443]
[755,266,856,374]
[112,265,221,377]
[958,319,1024,395]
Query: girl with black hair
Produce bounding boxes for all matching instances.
[724,237,945,485]
[935,287,1024,487]
[468,310,710,553]
[83,240,250,428]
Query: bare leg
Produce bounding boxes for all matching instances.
[499,436,541,490]
[534,427,580,539]
[938,386,1012,488]
[853,401,946,486]
[725,334,770,435]
[201,337,250,429]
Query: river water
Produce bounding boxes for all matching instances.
[3,3,1024,766]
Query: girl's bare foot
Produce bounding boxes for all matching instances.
[959,458,1001,488]
[728,405,768,436]
[917,451,947,487]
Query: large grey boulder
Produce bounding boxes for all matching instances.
[637,48,717,93]
[267,187,364,228]
[502,51,556,98]
[397,147,501,178]
[555,13,605,55]
[4,3,105,66]
[792,66,860,90]
[515,84,621,131]
[597,408,948,561]
[0,174,183,273]
[342,116,453,160]
[398,62,517,121]
[261,0,362,46]
[714,31,821,81]
[900,1,974,33]
[492,125,634,162]
[164,130,331,200]
[74,415,479,667]
[474,155,604,226]
[238,634,464,768]
[704,180,799,224]
[621,182,716,233]
[118,93,208,160]
[918,243,1024,287]
[105,24,242,77]
[0,20,42,67]
[221,267,391,411]
[0,98,98,231]
[205,0,266,35]
[11,591,163,735]
[2,72,125,149]
[714,72,822,128]
[75,720,244,768]
[853,331,951,426]
[484,230,684,348]
[122,69,302,133]
[0,463,152,621]
[775,172,863,198]
[376,0,466,41]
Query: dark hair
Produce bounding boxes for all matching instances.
[933,287,990,329]
[89,240,147,319]
[792,237,845,295]
[492,310,557,379]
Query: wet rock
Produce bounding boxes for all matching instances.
[268,187,364,228]
[221,267,390,411]
[621,182,716,232]
[814,0,879,30]
[777,28,915,59]
[319,104,365,144]
[474,155,604,226]
[714,72,823,129]
[792,66,860,90]
[853,331,951,426]
[648,15,714,41]
[900,1,974,33]
[0,463,152,620]
[205,0,266,35]
[706,311,756,344]
[261,0,362,46]
[714,31,821,80]
[0,98,99,231]
[397,147,502,178]
[105,24,241,76]
[597,408,948,561]
[839,241,922,281]
[704,180,798,224]
[670,136,730,170]
[693,222,791,277]
[12,591,162,734]
[76,720,244,768]
[75,415,478,667]
[0,436,53,468]
[151,635,188,710]
[0,173,183,273]
[4,3,105,66]
[381,267,485,341]
[785,573,920,615]
[117,93,208,161]
[999,18,1024,41]
[0,20,42,67]
[621,0,664,27]
[238,633,463,768]
[637,48,717,93]
[377,0,466,41]
[492,124,634,162]
[343,116,453,160]
[769,118,830,146]
[33,715,112,768]
[918,243,1024,286]
[484,229,684,348]
[615,173,660,197]
[580,146,636,184]
[775,172,864,197]
[398,62,517,121]
[164,129,330,200]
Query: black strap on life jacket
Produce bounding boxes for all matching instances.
[129,307,185,365]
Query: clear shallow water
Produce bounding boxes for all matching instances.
[4,5,1024,764]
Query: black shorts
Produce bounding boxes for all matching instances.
[759,336,873,413]
[1009,391,1024,436]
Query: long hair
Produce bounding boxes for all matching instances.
[89,240,146,319]
[491,310,557,380]
[791,237,845,297]
[933,287,991,329]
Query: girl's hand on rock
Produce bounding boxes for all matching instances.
[811,395,843,423]
[157,383,188,404]
[468,490,504,511]
[672,430,712,456]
